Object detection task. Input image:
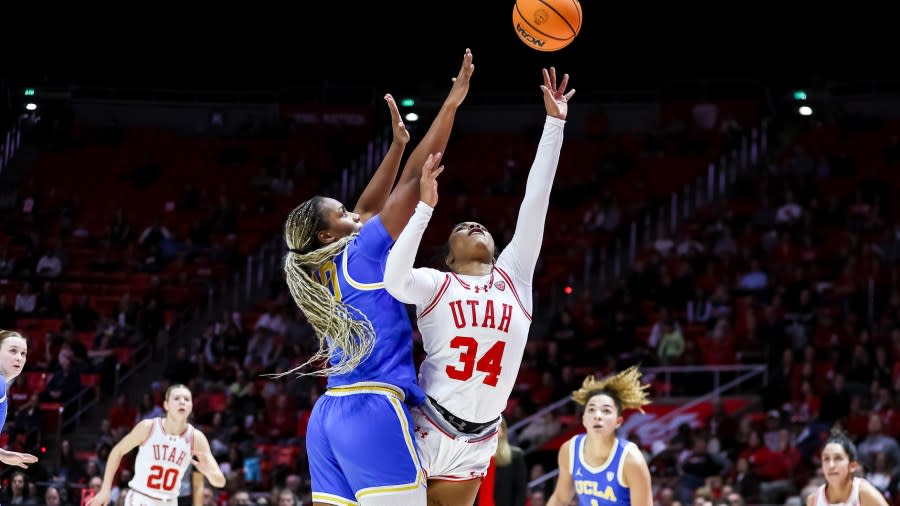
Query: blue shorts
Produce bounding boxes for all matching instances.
[307,382,425,504]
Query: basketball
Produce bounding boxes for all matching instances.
[512,0,582,52]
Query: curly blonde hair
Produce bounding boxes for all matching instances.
[572,366,651,414]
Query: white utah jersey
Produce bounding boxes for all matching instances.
[129,418,195,501]
[416,259,532,424]
[815,477,861,506]
[383,116,565,426]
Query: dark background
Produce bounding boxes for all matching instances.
[0,4,895,101]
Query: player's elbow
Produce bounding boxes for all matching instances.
[383,272,400,294]
[382,269,407,298]
[108,445,127,461]
[383,282,408,303]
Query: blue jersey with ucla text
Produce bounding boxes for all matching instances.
[570,435,633,506]
[0,376,7,435]
[314,215,424,406]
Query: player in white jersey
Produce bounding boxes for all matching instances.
[808,429,887,506]
[87,385,226,506]
[383,66,574,506]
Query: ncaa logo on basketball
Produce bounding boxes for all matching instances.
[533,9,548,24]
[515,22,546,48]
[495,281,506,291]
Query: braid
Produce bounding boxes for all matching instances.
[273,198,376,378]
[572,366,651,413]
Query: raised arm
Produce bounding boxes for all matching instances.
[546,439,576,506]
[379,48,474,239]
[86,419,153,506]
[498,67,574,282]
[354,94,410,223]
[383,153,445,304]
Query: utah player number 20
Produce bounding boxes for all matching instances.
[147,465,179,491]
[445,336,506,386]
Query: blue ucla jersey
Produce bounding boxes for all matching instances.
[570,435,633,506]
[314,215,424,406]
[0,376,7,435]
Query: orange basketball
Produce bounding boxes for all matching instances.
[512,0,582,52]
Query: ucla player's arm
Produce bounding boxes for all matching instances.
[86,419,154,506]
[546,439,576,506]
[622,445,653,506]
[0,448,38,469]
[859,479,890,506]
[378,49,473,239]
[384,202,442,304]
[190,431,226,488]
[354,94,409,223]
[806,491,815,506]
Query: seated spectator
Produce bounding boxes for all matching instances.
[14,282,36,315]
[36,249,63,278]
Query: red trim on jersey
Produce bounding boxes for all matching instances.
[449,271,496,292]
[421,410,455,439]
[428,475,485,482]
[450,272,470,289]
[419,274,451,319]
[159,417,190,438]
[495,267,532,321]
[139,419,157,446]
[130,488,168,502]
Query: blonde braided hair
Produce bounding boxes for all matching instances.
[275,197,376,378]
[572,365,651,414]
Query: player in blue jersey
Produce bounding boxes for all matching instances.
[0,330,38,469]
[547,366,653,506]
[278,50,474,506]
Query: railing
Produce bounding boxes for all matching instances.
[508,364,765,439]
[0,118,23,175]
[195,235,286,322]
[583,123,767,294]
[520,364,767,492]
[59,340,156,435]
[199,132,390,314]
[333,134,390,207]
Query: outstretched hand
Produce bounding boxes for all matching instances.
[384,94,410,146]
[446,48,475,108]
[0,450,37,469]
[419,152,445,208]
[540,67,575,121]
